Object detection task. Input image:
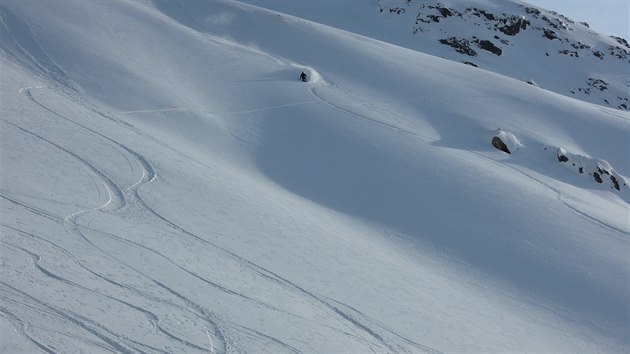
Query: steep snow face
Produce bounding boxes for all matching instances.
[1,0,629,353]
[240,0,630,111]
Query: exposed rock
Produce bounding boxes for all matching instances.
[586,78,608,92]
[492,136,510,154]
[556,148,627,192]
[389,7,406,14]
[463,61,478,67]
[439,37,477,56]
[617,96,630,110]
[571,78,611,100]
[378,0,628,111]
[611,36,630,49]
[570,41,590,50]
[476,39,502,56]
[415,4,461,24]
[557,148,569,162]
[468,7,496,21]
[438,7,453,18]
[609,45,630,60]
[491,130,522,154]
[497,16,529,36]
[593,50,604,60]
[440,37,503,56]
[558,49,579,57]
[523,6,541,16]
[610,175,621,191]
[543,29,559,40]
[541,14,572,30]
[526,80,541,87]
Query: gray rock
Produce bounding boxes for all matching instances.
[491,136,510,154]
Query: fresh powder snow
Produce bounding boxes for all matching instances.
[1,0,628,353]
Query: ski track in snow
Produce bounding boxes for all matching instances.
[110,99,318,117]
[2,85,449,353]
[0,307,57,354]
[0,281,150,354]
[9,26,623,351]
[1,239,210,353]
[308,85,423,138]
[26,66,624,354]
[470,150,630,239]
[308,79,629,240]
[233,324,304,354]
[2,86,227,353]
[1,1,628,351]
[4,59,623,353]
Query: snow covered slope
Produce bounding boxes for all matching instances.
[240,0,630,111]
[1,0,628,352]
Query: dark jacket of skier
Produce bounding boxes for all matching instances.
[300,71,308,82]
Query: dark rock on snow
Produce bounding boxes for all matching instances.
[491,136,510,154]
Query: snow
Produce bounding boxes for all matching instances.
[240,0,630,110]
[1,0,628,353]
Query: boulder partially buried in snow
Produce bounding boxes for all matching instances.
[556,148,628,191]
[491,129,523,154]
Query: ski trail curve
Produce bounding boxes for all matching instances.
[14,83,436,352]
[0,307,57,354]
[0,282,137,354]
[2,241,206,353]
[1,224,218,352]
[308,82,627,239]
[1,120,125,214]
[471,150,629,239]
[15,87,228,353]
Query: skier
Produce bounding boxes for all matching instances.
[300,71,308,82]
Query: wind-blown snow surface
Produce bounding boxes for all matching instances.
[1,0,628,352]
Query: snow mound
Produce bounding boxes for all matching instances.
[491,129,523,154]
[557,147,628,191]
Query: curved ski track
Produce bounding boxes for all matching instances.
[307,80,629,240]
[1,85,448,353]
[7,60,623,353]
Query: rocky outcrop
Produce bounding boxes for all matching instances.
[586,78,608,92]
[440,37,503,56]
[558,49,579,57]
[569,78,629,111]
[491,130,522,154]
[377,0,629,110]
[413,3,462,24]
[609,45,630,61]
[616,96,629,110]
[476,39,502,56]
[611,36,630,49]
[556,147,627,191]
[439,37,477,56]
[496,16,529,36]
[556,148,569,162]
[492,136,510,154]
[543,29,559,40]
